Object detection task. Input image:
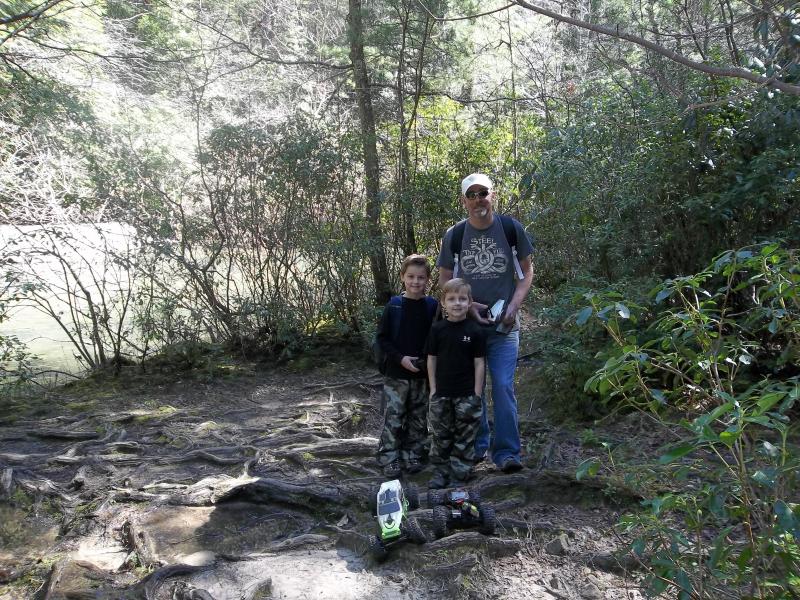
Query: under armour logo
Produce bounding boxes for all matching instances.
[462,336,471,342]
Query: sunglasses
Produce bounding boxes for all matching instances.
[465,189,490,199]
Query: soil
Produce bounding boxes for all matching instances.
[0,357,651,600]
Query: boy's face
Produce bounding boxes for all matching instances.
[443,288,471,321]
[402,264,429,298]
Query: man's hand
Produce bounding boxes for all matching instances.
[469,302,491,325]
[400,356,420,372]
[502,301,519,326]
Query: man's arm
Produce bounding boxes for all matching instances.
[502,255,533,326]
[473,356,485,397]
[427,355,437,397]
[438,267,453,287]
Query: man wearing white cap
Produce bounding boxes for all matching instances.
[436,173,533,473]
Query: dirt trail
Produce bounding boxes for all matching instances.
[0,363,647,599]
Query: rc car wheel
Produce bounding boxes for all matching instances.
[369,535,388,561]
[427,489,444,507]
[432,505,450,538]
[406,484,420,510]
[479,504,497,535]
[402,517,428,544]
[468,488,481,506]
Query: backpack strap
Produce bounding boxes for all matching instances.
[423,296,439,322]
[499,214,525,280]
[450,216,524,280]
[387,295,403,342]
[450,220,468,277]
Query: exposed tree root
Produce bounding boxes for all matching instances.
[41,560,114,600]
[28,428,100,440]
[14,472,74,502]
[225,476,350,509]
[420,532,523,558]
[171,581,216,600]
[311,458,377,477]
[300,378,382,392]
[121,519,162,569]
[274,436,378,459]
[420,553,478,577]
[1,466,13,498]
[267,533,330,551]
[159,449,247,466]
[134,563,212,600]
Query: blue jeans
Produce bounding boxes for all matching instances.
[475,329,520,466]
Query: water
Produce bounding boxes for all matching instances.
[0,222,134,375]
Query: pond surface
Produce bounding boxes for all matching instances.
[0,223,134,375]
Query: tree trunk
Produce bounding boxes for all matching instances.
[347,0,392,305]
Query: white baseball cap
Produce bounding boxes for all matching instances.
[460,173,493,196]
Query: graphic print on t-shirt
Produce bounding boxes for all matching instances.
[460,235,508,280]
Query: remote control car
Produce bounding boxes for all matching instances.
[428,487,496,538]
[369,479,426,560]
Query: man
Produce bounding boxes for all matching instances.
[436,173,534,473]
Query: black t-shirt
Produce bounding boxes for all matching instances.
[424,318,486,397]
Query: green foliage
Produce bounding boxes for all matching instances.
[527,276,656,422]
[532,86,800,290]
[577,242,800,598]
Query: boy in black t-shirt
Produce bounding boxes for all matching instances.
[376,255,439,477]
[425,278,486,489]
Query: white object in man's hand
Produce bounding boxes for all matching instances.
[488,299,505,322]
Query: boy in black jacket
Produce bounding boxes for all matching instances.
[376,255,439,477]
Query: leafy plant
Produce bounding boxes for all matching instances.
[577,242,800,598]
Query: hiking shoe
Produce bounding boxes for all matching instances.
[383,461,401,478]
[428,472,448,489]
[405,458,424,474]
[500,457,523,473]
[473,453,487,466]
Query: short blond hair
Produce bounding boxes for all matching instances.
[442,278,472,300]
[400,254,431,277]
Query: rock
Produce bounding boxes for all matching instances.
[245,578,273,600]
[545,533,571,556]
[0,566,19,584]
[580,582,603,599]
[41,560,114,599]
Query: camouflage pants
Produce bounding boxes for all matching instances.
[428,393,482,482]
[377,377,429,466]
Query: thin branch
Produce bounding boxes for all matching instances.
[0,0,69,26]
[513,0,800,96]
[413,0,517,22]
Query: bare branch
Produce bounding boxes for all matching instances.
[413,0,517,22]
[512,0,800,96]
[0,0,69,26]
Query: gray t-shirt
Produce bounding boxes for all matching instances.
[437,216,533,307]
